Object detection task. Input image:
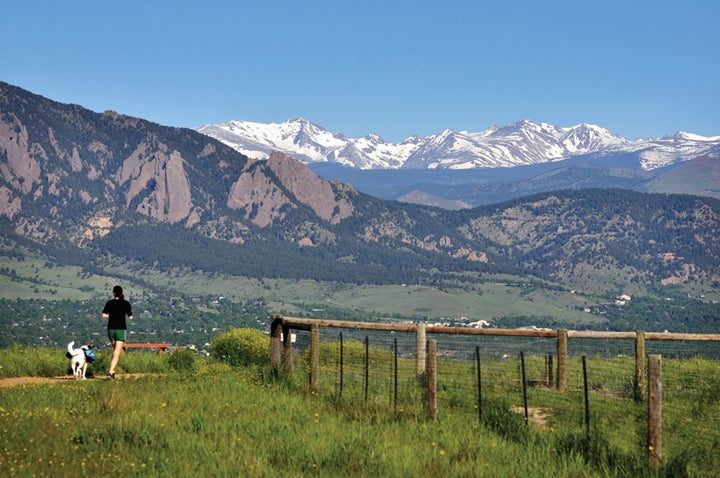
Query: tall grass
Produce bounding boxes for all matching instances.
[1,368,591,477]
[2,346,718,477]
[296,342,720,477]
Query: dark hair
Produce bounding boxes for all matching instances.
[112,285,124,300]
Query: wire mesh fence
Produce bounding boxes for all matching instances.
[282,323,720,402]
[274,316,720,473]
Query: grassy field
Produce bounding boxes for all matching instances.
[1,247,606,326]
[321,282,600,323]
[2,345,718,477]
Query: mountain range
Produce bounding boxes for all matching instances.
[2,81,720,298]
[196,118,720,207]
[196,118,720,171]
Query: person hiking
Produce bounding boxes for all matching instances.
[102,285,133,379]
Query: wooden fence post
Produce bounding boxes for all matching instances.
[310,323,319,392]
[416,323,426,377]
[557,329,568,392]
[270,314,283,374]
[283,324,294,376]
[648,354,662,469]
[635,330,646,401]
[428,339,437,420]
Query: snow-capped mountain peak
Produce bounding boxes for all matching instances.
[665,131,720,142]
[559,123,627,153]
[196,119,719,170]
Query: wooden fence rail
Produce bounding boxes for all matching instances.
[270,314,720,397]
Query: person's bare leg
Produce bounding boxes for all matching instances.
[109,340,124,376]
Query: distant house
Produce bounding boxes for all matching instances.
[615,294,632,305]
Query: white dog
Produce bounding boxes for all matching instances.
[67,341,92,379]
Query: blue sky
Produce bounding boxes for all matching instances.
[2,0,718,142]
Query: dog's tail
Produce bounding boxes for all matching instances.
[67,341,75,353]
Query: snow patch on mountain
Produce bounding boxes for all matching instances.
[196,118,720,171]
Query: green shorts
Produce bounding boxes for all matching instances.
[108,329,126,342]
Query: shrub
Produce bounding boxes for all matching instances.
[209,328,269,367]
[168,347,197,373]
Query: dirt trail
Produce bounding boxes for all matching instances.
[511,406,550,426]
[0,376,78,387]
[0,374,148,387]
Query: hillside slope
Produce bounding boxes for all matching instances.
[2,82,720,294]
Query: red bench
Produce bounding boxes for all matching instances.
[122,343,172,354]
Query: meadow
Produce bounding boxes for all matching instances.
[2,341,719,477]
[0,246,602,324]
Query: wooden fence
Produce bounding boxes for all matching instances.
[270,314,720,398]
[270,314,720,469]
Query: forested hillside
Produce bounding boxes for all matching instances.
[2,83,720,348]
